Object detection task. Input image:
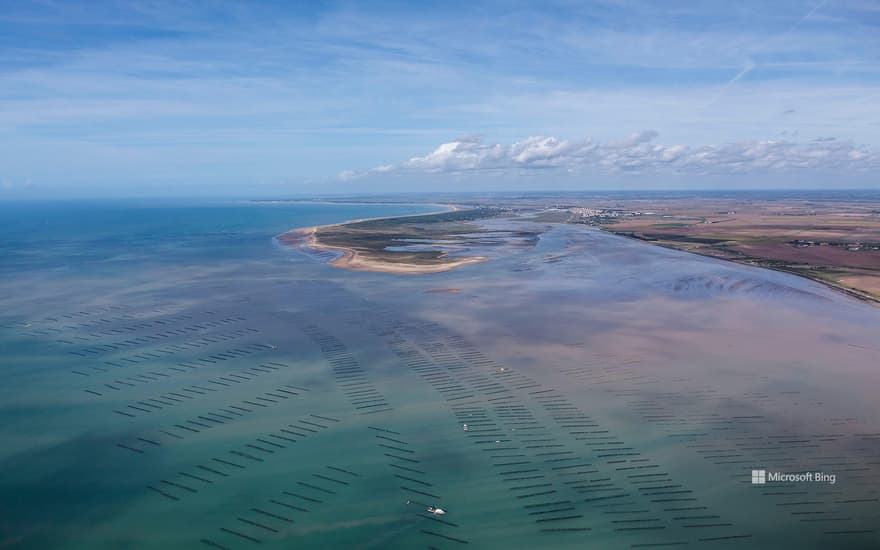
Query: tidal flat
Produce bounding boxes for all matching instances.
[277,207,537,274]
[562,195,880,303]
[1,199,879,549]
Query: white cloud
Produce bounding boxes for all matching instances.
[2,2,878,192]
[0,178,33,192]
[344,131,878,179]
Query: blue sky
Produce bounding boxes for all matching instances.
[1,0,878,196]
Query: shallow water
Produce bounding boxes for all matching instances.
[1,201,878,549]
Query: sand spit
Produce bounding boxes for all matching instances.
[328,248,486,275]
[275,204,488,275]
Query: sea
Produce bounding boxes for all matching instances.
[1,198,878,549]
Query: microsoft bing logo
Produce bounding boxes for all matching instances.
[751,469,766,484]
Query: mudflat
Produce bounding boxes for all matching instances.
[564,197,880,303]
[279,207,540,274]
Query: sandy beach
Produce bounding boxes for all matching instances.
[276,204,490,275]
[277,225,488,274]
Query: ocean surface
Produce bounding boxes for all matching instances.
[1,199,878,549]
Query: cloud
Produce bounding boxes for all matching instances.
[0,178,34,192]
[343,131,878,179]
[710,62,755,105]
[1,2,878,192]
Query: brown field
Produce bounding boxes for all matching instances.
[569,198,880,303]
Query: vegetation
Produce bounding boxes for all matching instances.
[315,207,530,267]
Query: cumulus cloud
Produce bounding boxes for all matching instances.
[342,131,878,179]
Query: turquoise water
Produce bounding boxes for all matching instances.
[1,200,878,549]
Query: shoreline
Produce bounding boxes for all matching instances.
[603,229,880,306]
[252,199,459,208]
[275,203,490,275]
[278,203,879,298]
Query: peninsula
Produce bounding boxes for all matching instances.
[277,194,880,304]
[277,207,535,274]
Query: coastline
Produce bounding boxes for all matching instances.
[278,202,880,298]
[602,228,880,306]
[275,203,490,275]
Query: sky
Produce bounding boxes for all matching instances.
[0,0,878,197]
